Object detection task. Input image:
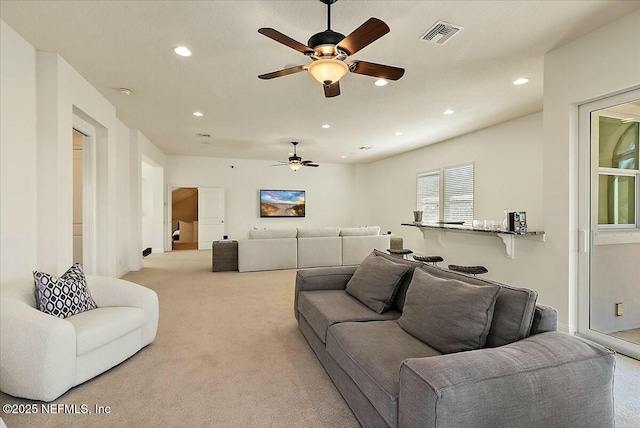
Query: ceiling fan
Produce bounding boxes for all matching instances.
[258,0,404,98]
[273,142,319,171]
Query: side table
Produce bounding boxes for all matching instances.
[212,240,238,272]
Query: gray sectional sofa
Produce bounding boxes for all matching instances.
[294,250,616,428]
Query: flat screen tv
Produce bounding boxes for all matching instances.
[260,189,305,217]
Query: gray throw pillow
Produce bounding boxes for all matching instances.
[398,269,501,353]
[33,263,98,318]
[345,254,410,313]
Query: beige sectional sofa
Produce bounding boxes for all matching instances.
[238,226,391,272]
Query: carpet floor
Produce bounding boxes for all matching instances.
[1,249,639,427]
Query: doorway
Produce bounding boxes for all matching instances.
[167,186,225,251]
[578,89,640,359]
[171,187,199,251]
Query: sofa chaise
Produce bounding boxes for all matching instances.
[294,250,615,428]
[0,275,158,402]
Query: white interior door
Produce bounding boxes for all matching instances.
[198,187,225,250]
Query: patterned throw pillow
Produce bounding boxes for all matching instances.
[33,263,98,318]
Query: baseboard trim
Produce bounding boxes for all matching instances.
[558,322,570,333]
[152,247,164,254]
[117,268,130,278]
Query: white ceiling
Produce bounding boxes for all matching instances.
[2,1,639,165]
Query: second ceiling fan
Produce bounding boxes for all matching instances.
[258,0,404,98]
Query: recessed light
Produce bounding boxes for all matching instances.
[321,124,331,129]
[443,109,454,115]
[193,111,204,117]
[395,132,403,136]
[119,88,132,95]
[174,46,192,57]
[341,155,347,159]
[513,77,529,85]
[374,79,388,87]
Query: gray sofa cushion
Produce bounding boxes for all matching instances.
[297,290,400,343]
[326,320,441,428]
[372,249,423,312]
[420,264,538,347]
[345,254,410,313]
[399,269,501,354]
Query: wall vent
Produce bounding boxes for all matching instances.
[196,133,211,138]
[419,21,464,45]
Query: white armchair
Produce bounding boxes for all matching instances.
[0,275,158,402]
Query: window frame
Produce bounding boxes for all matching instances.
[417,162,474,223]
[595,110,640,230]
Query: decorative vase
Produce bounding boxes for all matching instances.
[413,210,423,224]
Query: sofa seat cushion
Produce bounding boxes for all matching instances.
[67,307,145,356]
[326,320,441,428]
[297,290,400,343]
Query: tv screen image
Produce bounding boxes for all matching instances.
[260,190,305,217]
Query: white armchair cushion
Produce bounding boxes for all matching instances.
[67,307,145,355]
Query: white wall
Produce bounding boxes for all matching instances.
[0,19,164,280]
[166,156,357,243]
[356,113,547,294]
[115,119,131,277]
[0,21,38,286]
[543,10,640,332]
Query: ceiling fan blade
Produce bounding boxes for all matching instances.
[349,60,404,81]
[271,163,289,167]
[323,81,340,98]
[336,18,390,56]
[258,65,307,80]
[258,28,315,55]
[301,160,315,165]
[303,163,319,167]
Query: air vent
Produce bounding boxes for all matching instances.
[359,146,372,151]
[196,133,211,138]
[420,21,463,45]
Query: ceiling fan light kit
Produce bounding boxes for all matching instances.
[308,59,349,85]
[258,0,404,97]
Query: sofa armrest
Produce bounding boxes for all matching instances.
[0,290,76,401]
[399,332,615,428]
[86,275,159,346]
[294,266,357,320]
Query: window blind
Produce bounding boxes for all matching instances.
[443,164,474,222]
[417,172,440,223]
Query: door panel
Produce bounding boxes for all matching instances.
[198,187,225,250]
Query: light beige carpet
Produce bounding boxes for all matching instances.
[2,250,640,427]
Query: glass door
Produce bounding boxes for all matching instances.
[578,90,640,359]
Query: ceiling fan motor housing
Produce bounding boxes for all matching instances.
[308,30,345,55]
